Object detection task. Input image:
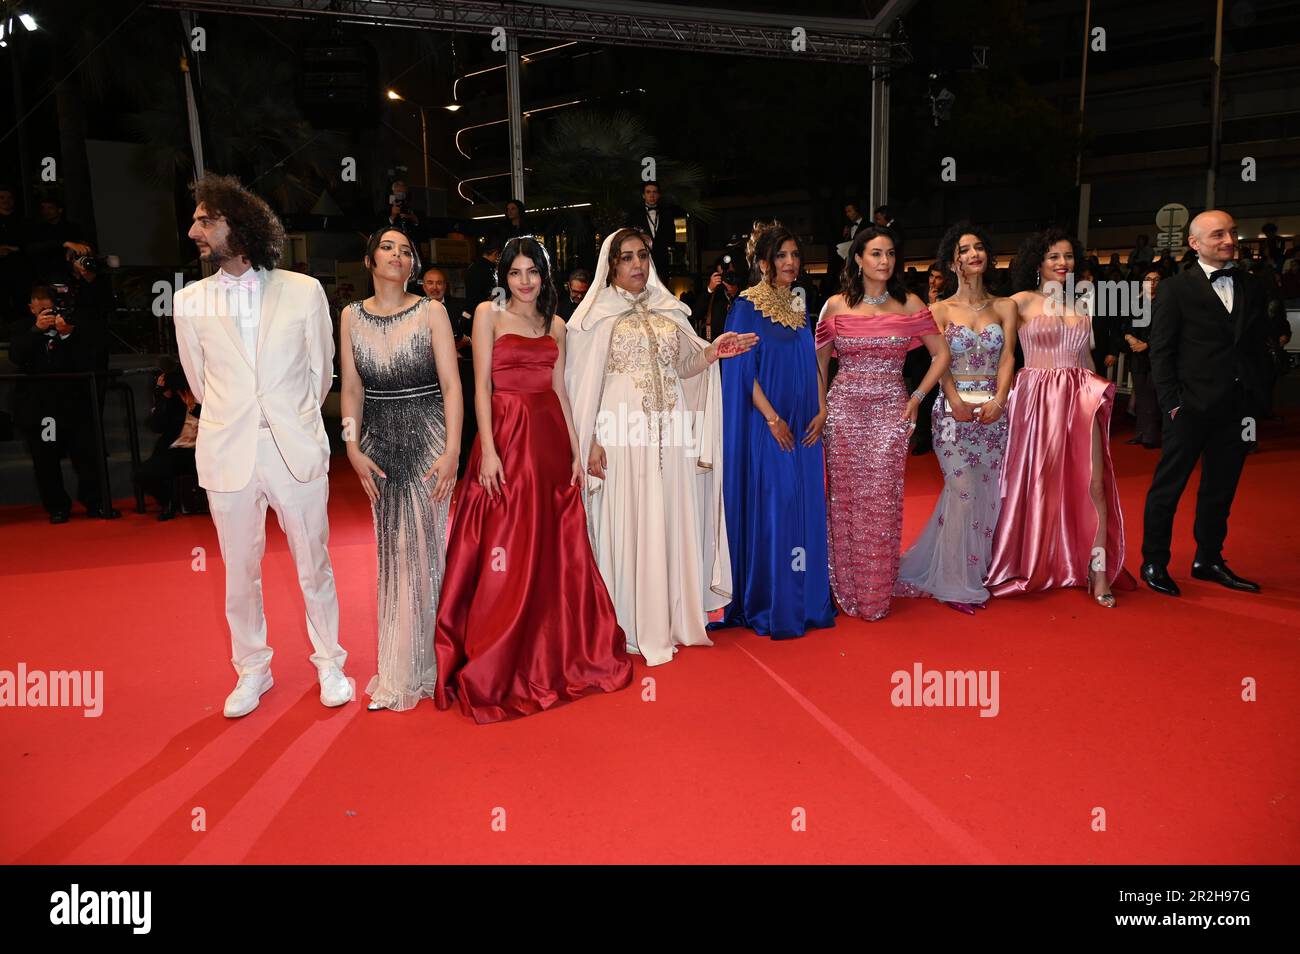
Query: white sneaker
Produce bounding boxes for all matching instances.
[318,667,354,707]
[223,672,273,718]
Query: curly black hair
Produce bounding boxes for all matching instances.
[1012,228,1083,293]
[935,221,998,297]
[191,172,285,271]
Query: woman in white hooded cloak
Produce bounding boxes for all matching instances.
[565,228,756,665]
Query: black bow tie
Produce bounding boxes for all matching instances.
[1209,268,1237,282]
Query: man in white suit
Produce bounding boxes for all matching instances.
[174,173,352,717]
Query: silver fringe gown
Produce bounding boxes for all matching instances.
[349,298,449,710]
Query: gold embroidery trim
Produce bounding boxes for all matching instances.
[740,282,806,330]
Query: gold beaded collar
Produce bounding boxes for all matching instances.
[740,281,806,330]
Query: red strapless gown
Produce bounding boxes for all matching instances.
[434,334,631,723]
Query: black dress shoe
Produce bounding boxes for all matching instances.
[1191,561,1260,592]
[910,442,932,456]
[49,510,71,525]
[85,506,122,519]
[1125,437,1143,445]
[1140,563,1180,596]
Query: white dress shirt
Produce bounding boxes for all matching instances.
[1197,258,1234,313]
[218,266,265,367]
[217,266,268,426]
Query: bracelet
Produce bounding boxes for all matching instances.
[909,388,926,402]
[987,396,1004,410]
[766,415,780,426]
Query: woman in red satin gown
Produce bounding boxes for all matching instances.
[434,238,631,723]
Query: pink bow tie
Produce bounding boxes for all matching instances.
[217,270,258,290]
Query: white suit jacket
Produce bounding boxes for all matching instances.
[173,268,335,492]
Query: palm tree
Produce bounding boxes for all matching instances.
[529,109,711,260]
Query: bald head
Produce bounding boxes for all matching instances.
[1188,210,1237,267]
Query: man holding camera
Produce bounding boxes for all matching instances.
[385,179,420,238]
[9,284,113,523]
[691,254,740,341]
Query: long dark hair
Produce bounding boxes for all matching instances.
[498,235,558,333]
[363,228,422,284]
[840,225,907,306]
[935,221,998,297]
[191,172,285,270]
[1012,228,1083,293]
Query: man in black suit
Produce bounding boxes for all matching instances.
[10,284,112,522]
[1140,210,1272,596]
[626,181,675,278]
[454,237,502,476]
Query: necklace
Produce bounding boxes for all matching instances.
[741,281,806,330]
[952,296,992,312]
[862,290,890,306]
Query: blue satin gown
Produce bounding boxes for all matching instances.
[711,293,836,638]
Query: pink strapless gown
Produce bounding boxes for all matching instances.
[985,315,1133,595]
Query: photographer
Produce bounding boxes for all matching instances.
[9,284,114,522]
[385,179,420,237]
[137,361,200,521]
[25,198,91,285]
[691,253,741,341]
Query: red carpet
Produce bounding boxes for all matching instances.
[3,415,1297,864]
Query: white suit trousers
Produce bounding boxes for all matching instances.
[206,429,346,677]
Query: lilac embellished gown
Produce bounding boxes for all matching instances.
[896,323,1009,604]
[817,308,939,620]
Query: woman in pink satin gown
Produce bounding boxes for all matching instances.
[816,226,949,620]
[985,229,1133,606]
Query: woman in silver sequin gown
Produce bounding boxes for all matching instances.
[815,226,948,621]
[339,230,463,710]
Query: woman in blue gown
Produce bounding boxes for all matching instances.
[712,223,836,638]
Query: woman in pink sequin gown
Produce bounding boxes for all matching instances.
[816,226,948,620]
[986,230,1134,605]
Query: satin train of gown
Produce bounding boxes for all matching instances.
[434,334,631,723]
[986,315,1133,595]
[349,299,448,711]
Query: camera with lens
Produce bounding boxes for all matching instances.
[718,254,737,287]
[73,254,103,273]
[49,282,74,318]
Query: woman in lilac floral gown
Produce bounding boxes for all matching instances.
[896,223,1016,613]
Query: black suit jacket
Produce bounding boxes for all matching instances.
[625,204,675,276]
[464,258,497,314]
[1149,265,1272,418]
